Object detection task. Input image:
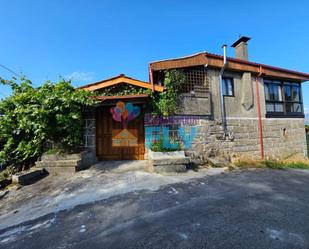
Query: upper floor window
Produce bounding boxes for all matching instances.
[264,80,303,117]
[222,78,234,97]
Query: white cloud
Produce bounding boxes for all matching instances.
[304,107,308,114]
[64,71,94,82]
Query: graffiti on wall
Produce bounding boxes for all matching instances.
[145,114,202,149]
[111,101,140,147]
[144,114,200,126]
[145,125,197,149]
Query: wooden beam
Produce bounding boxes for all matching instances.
[81,76,164,92]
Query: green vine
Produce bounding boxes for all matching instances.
[0,77,97,169]
[151,69,186,116]
[98,84,151,96]
[96,70,185,116]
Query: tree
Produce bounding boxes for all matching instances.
[0,77,96,169]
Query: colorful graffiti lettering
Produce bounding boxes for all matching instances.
[144,114,200,126]
[111,101,140,127]
[145,126,197,149]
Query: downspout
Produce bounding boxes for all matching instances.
[148,64,155,93]
[255,66,264,159]
[219,45,228,132]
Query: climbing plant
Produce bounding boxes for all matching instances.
[96,70,186,116]
[0,77,96,169]
[98,84,151,96]
[150,69,186,116]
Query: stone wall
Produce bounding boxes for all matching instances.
[82,107,96,155]
[145,115,308,161]
[188,118,308,161]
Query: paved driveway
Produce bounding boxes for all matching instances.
[1,169,309,249]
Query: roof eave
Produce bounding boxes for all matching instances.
[150,52,309,82]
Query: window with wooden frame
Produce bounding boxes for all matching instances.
[181,66,208,93]
[222,78,234,97]
[264,79,304,118]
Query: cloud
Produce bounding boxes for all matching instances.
[305,107,308,114]
[64,71,94,82]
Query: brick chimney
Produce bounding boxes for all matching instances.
[231,36,251,61]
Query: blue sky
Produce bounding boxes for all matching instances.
[0,0,308,112]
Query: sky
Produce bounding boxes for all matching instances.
[0,0,308,113]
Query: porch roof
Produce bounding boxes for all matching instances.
[79,74,164,92]
[95,94,149,101]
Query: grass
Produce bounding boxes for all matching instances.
[234,158,309,170]
[150,137,181,152]
[0,166,15,181]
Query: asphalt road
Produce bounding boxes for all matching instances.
[1,169,309,249]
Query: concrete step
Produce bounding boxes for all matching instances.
[150,157,190,166]
[12,168,47,185]
[154,164,187,173]
[43,166,77,175]
[35,159,81,168]
[41,153,82,161]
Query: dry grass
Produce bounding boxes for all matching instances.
[233,157,309,170]
[0,167,15,181]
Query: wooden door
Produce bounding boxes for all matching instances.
[96,104,145,160]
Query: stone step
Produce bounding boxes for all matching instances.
[151,157,190,166]
[41,153,83,161]
[12,168,47,185]
[35,159,81,168]
[154,164,187,173]
[43,166,77,175]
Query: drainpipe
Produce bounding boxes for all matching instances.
[219,45,228,132]
[148,64,154,93]
[255,66,264,159]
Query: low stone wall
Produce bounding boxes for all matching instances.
[226,118,307,159]
[145,115,308,162]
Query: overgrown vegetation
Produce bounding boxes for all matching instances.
[95,70,186,116]
[98,84,151,96]
[151,70,186,116]
[0,77,96,170]
[150,137,181,152]
[234,158,309,170]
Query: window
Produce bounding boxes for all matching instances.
[264,80,303,117]
[222,78,234,96]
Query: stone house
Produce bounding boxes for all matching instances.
[81,37,309,162]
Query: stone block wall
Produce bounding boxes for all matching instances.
[224,118,307,159]
[82,107,96,155]
[145,115,308,161]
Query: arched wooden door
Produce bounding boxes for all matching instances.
[96,104,145,160]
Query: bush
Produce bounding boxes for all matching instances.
[150,137,181,152]
[0,77,96,169]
